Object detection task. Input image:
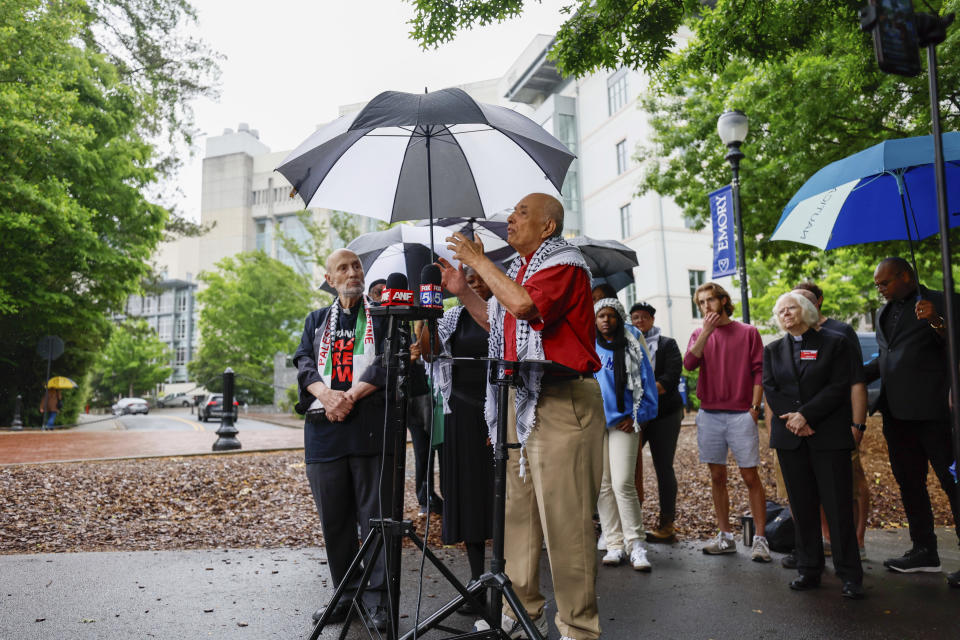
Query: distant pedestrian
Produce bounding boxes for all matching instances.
[630,301,685,544]
[865,257,960,584]
[39,388,61,430]
[684,282,770,562]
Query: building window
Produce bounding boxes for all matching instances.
[175,346,187,367]
[175,290,188,314]
[256,219,271,253]
[689,269,706,318]
[159,291,174,314]
[625,283,636,307]
[158,316,173,341]
[620,204,632,238]
[175,317,186,341]
[143,296,154,315]
[616,140,628,175]
[607,69,628,115]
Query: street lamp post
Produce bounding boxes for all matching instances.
[717,110,750,324]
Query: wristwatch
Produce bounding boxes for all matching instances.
[929,315,946,330]
[852,423,867,432]
[751,404,763,412]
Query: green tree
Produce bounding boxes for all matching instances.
[409,0,960,320]
[188,252,316,405]
[90,320,172,402]
[0,0,218,423]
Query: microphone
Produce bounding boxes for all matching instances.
[419,264,443,310]
[380,272,414,306]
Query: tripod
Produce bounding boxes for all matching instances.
[395,357,575,640]
[307,305,488,640]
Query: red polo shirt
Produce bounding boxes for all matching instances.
[504,259,601,375]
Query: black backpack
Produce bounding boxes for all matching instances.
[764,500,795,552]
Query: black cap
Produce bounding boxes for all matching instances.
[629,301,656,317]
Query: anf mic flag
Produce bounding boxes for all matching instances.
[709,185,736,279]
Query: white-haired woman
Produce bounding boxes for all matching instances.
[593,297,658,571]
[762,292,864,599]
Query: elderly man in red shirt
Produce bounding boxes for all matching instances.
[440,193,605,640]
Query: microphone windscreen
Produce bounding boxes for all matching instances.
[386,272,408,290]
[420,263,441,287]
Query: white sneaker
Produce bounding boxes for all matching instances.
[596,532,607,551]
[473,612,548,639]
[751,535,772,563]
[602,548,626,566]
[630,541,652,572]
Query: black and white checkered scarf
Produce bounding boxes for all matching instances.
[484,236,590,476]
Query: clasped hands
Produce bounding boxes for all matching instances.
[780,411,814,437]
[318,386,359,422]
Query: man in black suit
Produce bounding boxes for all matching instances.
[630,301,685,543]
[864,257,960,581]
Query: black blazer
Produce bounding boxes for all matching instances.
[652,335,684,417]
[763,328,854,451]
[863,285,957,421]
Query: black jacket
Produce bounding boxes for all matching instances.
[292,302,388,416]
[863,285,958,421]
[763,328,854,451]
[652,335,683,417]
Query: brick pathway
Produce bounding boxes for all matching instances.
[0,429,303,465]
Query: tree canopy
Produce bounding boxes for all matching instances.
[90,319,172,402]
[0,0,218,423]
[408,0,960,326]
[188,252,316,405]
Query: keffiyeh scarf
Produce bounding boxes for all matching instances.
[595,297,645,431]
[306,295,376,413]
[485,236,590,475]
[433,305,466,415]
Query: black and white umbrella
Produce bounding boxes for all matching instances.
[275,88,575,238]
[320,225,508,296]
[499,235,638,285]
[415,212,516,264]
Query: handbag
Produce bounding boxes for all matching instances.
[764,500,796,552]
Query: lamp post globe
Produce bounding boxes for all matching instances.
[717,110,750,324]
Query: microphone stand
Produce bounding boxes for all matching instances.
[307,305,486,640]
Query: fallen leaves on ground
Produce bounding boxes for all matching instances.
[0,414,952,555]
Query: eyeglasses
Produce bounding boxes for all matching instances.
[874,271,904,289]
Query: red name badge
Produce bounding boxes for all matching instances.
[800,350,818,360]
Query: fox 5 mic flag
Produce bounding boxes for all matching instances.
[709,185,737,279]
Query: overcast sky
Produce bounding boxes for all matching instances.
[168,0,567,221]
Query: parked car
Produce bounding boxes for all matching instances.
[856,332,881,409]
[198,393,239,422]
[157,392,191,408]
[112,397,149,416]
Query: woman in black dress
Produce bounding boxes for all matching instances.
[434,268,494,613]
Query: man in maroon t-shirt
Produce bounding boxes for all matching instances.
[440,193,606,640]
[684,281,769,562]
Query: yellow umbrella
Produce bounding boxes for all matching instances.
[46,376,77,389]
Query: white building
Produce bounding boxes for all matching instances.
[502,34,718,348]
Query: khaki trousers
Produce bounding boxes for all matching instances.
[503,377,605,640]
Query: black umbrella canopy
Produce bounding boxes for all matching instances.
[276,88,576,224]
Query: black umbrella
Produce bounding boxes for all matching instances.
[276,87,575,256]
[565,236,638,281]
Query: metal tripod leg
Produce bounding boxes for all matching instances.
[308,524,385,640]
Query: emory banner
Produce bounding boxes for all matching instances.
[709,185,736,279]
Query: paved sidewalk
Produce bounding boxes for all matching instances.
[2,528,958,639]
[0,428,303,465]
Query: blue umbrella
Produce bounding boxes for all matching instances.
[770,133,960,254]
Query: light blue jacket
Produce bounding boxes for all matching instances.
[594,329,658,427]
